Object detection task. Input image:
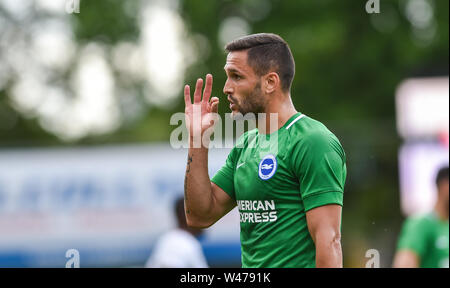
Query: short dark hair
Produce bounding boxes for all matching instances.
[436,166,449,186]
[225,33,295,92]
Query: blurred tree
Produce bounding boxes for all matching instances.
[0,0,448,267]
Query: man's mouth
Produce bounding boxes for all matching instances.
[227,95,236,110]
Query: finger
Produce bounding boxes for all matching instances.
[203,74,213,104]
[210,98,219,113]
[184,85,191,107]
[194,78,203,103]
[208,97,219,112]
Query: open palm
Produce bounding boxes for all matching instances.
[184,74,220,146]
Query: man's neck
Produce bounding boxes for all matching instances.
[257,93,297,135]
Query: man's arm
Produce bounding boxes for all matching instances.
[392,250,420,268]
[306,204,343,268]
[183,75,236,228]
[184,146,236,228]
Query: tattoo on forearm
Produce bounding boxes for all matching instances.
[184,154,193,214]
[186,155,193,173]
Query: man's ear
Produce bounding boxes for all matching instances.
[264,72,280,94]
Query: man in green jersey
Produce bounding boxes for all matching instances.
[393,166,449,268]
[183,33,346,268]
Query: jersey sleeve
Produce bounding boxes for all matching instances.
[291,132,346,212]
[397,216,430,258]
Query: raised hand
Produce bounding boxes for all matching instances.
[184,74,219,148]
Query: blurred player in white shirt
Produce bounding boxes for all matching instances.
[145,197,208,268]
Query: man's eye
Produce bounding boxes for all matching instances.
[233,75,241,80]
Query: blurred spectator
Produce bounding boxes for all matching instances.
[393,166,449,268]
[145,196,208,268]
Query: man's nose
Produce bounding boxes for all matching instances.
[223,78,233,95]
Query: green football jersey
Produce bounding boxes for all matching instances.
[211,112,347,268]
[397,212,449,268]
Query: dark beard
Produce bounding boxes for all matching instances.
[237,81,266,116]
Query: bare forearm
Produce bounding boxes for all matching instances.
[315,234,343,268]
[184,142,213,220]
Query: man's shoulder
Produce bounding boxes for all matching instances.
[287,115,342,149]
[412,212,442,224]
[287,114,331,136]
[403,212,436,232]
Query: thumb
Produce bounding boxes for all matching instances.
[210,97,219,113]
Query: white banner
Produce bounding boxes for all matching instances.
[0,144,240,267]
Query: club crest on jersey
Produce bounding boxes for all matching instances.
[258,154,277,180]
